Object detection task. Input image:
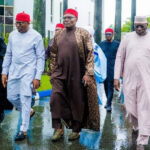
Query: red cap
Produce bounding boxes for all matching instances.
[56,23,65,29]
[64,8,78,19]
[105,28,114,34]
[16,12,30,23]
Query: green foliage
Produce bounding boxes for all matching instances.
[121,19,131,33]
[37,75,52,91]
[147,17,150,28]
[44,58,50,74]
[4,33,9,44]
[43,37,49,48]
[0,33,9,44]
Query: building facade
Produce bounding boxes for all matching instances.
[0,0,94,38]
[0,0,14,34]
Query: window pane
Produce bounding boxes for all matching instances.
[0,16,4,24]
[5,17,13,24]
[0,0,4,5]
[0,7,4,15]
[5,25,13,33]
[5,0,14,6]
[5,7,13,16]
[0,24,4,33]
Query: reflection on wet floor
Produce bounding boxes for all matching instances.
[1,89,150,150]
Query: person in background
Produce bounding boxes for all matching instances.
[45,23,64,60]
[84,26,107,105]
[1,12,45,141]
[114,16,150,150]
[99,28,120,112]
[0,36,6,123]
[50,8,100,142]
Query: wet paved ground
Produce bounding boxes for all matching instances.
[1,87,150,150]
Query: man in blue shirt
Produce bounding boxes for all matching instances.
[99,28,119,112]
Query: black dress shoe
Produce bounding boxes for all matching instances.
[15,131,27,141]
[104,105,107,109]
[0,112,5,123]
[106,106,112,112]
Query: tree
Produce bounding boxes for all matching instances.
[114,0,122,41]
[121,19,131,32]
[131,0,136,31]
[33,0,46,37]
[63,0,68,13]
[94,0,103,43]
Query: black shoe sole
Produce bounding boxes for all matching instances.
[68,136,80,141]
[107,110,112,113]
[51,135,63,142]
[15,136,26,141]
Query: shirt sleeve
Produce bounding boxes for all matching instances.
[34,35,45,80]
[2,35,12,75]
[114,36,127,79]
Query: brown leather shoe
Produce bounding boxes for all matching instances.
[51,129,64,142]
[68,132,80,141]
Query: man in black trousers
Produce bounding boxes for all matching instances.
[99,28,119,112]
[0,36,13,123]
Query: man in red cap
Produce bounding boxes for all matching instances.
[99,28,120,112]
[45,23,64,61]
[1,12,45,141]
[49,8,100,141]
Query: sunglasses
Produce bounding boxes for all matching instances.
[134,25,145,29]
[105,33,112,36]
[63,16,75,20]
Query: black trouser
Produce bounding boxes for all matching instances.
[104,79,114,107]
[0,75,13,113]
[0,76,5,114]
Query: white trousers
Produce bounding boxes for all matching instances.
[8,94,32,132]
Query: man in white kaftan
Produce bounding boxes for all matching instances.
[1,12,45,141]
[114,16,150,149]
